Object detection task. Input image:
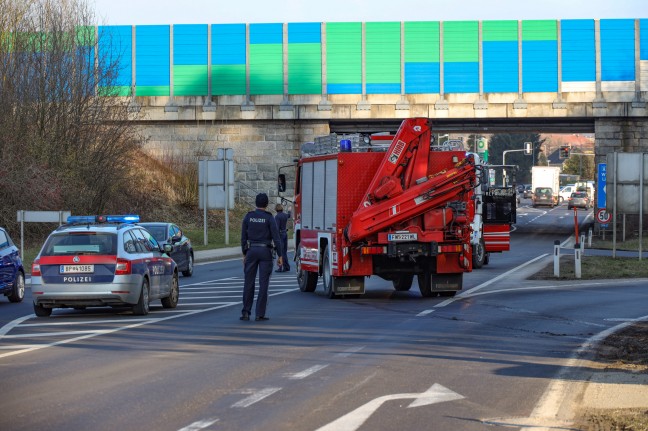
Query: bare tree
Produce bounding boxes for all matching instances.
[0,0,144,240]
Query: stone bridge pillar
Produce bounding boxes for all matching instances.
[595,118,648,163]
[595,118,648,238]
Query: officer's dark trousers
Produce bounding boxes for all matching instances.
[242,247,273,317]
[279,233,290,271]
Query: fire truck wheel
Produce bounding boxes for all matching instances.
[416,274,434,297]
[296,251,318,293]
[472,239,486,269]
[392,274,414,291]
[322,246,337,299]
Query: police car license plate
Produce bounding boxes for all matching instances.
[387,233,417,241]
[60,265,94,274]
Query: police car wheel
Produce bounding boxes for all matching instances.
[133,278,150,316]
[34,303,52,317]
[182,254,193,277]
[162,274,179,308]
[8,271,25,303]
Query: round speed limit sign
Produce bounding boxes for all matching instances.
[596,208,612,224]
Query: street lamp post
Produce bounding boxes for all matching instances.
[502,149,527,166]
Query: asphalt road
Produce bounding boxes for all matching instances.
[1,200,645,431]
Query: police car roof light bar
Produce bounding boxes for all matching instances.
[66,215,140,224]
[66,216,96,224]
[105,215,140,223]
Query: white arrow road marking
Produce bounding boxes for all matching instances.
[177,417,219,431]
[406,384,464,407]
[231,387,282,408]
[315,384,464,431]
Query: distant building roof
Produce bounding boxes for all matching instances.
[547,149,564,166]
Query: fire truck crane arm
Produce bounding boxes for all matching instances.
[345,156,477,243]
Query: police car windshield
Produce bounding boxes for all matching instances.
[41,233,117,256]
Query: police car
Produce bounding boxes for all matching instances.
[31,215,179,317]
[0,226,25,303]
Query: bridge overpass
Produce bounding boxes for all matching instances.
[96,19,648,196]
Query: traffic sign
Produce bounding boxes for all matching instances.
[597,163,606,208]
[595,208,612,224]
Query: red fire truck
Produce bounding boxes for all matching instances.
[279,118,514,298]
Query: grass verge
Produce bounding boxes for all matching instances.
[528,254,648,280]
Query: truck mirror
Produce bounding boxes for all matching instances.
[278,174,286,193]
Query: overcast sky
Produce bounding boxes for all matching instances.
[92,0,646,25]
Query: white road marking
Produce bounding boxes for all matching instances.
[463,279,644,299]
[316,384,464,431]
[230,387,282,408]
[527,315,648,430]
[0,281,299,358]
[173,302,240,306]
[182,277,238,286]
[0,344,45,350]
[285,364,329,380]
[177,418,219,431]
[152,309,210,313]
[0,314,34,336]
[416,309,435,317]
[180,290,294,300]
[2,329,113,339]
[434,253,550,308]
[334,346,365,358]
[19,318,155,327]
[180,287,241,291]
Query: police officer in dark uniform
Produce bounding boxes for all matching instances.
[240,193,283,321]
[274,203,291,272]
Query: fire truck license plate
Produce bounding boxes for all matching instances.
[60,265,94,274]
[388,233,417,241]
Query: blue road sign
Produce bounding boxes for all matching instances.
[597,163,606,208]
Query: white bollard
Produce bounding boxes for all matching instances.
[575,248,582,279]
[580,235,585,253]
[588,228,592,247]
[554,240,561,277]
